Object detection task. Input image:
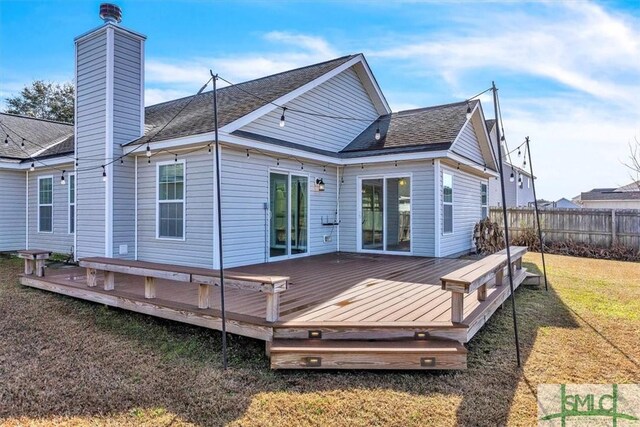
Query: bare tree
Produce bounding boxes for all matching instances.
[623,137,640,189]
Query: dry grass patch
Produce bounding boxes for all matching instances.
[1,253,638,426]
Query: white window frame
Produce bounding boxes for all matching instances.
[442,171,454,235]
[156,159,186,241]
[481,182,488,219]
[356,172,414,256]
[37,175,54,233]
[68,172,76,234]
[268,167,311,261]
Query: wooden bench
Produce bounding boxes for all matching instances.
[440,246,527,323]
[18,250,51,277]
[78,257,289,322]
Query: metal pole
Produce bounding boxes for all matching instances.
[525,136,548,291]
[492,81,521,367]
[212,70,228,369]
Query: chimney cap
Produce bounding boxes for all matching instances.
[99,3,122,24]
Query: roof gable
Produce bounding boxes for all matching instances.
[236,65,380,153]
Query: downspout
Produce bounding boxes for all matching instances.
[134,155,138,260]
[26,170,29,249]
[336,165,340,252]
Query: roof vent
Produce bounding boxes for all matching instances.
[99,3,122,24]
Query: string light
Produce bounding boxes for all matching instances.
[509,170,515,182]
[146,143,151,157]
[518,175,523,185]
[323,165,326,173]
[120,157,124,164]
[483,164,487,172]
[276,158,280,166]
[208,144,212,153]
[102,165,107,182]
[500,129,505,142]
[30,162,35,172]
[361,163,364,169]
[148,157,151,164]
[517,148,521,157]
[300,163,304,170]
[523,159,527,168]
[61,170,66,185]
[279,107,286,128]
[457,163,460,170]
[75,157,79,167]
[174,153,178,162]
[21,138,25,147]
[394,160,397,167]
[4,135,7,145]
[375,121,381,141]
[246,149,250,158]
[466,102,472,119]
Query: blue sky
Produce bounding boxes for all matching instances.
[1,0,639,200]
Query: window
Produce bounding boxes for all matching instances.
[157,161,185,239]
[443,172,453,234]
[69,173,75,234]
[481,183,488,219]
[38,176,53,233]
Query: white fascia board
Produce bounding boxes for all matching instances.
[450,102,498,172]
[125,130,460,167]
[30,135,73,158]
[446,152,499,178]
[0,157,73,170]
[220,55,366,133]
[474,102,499,169]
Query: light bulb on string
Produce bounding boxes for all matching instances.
[375,121,381,141]
[102,166,107,182]
[4,135,8,145]
[279,108,286,128]
[509,170,515,182]
[30,162,35,172]
[21,138,25,147]
[174,153,178,162]
[146,143,151,157]
[466,102,472,120]
[517,148,521,157]
[61,170,66,185]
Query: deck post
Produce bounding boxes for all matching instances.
[104,271,115,291]
[495,268,504,286]
[451,292,464,323]
[24,259,34,275]
[477,284,487,301]
[87,268,97,287]
[35,259,46,277]
[144,276,155,299]
[265,292,280,323]
[198,283,210,309]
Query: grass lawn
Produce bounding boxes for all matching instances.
[0,253,638,426]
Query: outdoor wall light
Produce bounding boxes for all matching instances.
[315,178,325,192]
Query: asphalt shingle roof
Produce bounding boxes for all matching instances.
[127,55,357,146]
[341,100,478,154]
[581,186,640,201]
[0,113,74,160]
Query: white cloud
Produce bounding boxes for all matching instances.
[144,31,340,104]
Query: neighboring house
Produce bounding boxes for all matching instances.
[539,198,581,209]
[0,12,499,262]
[575,181,640,209]
[485,120,535,208]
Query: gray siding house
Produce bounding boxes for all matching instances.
[485,120,535,208]
[0,14,500,264]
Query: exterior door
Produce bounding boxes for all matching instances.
[359,176,411,253]
[270,172,308,259]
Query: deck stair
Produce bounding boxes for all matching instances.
[269,338,468,370]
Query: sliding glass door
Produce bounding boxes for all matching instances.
[360,176,411,253]
[270,172,308,259]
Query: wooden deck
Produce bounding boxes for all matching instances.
[20,252,529,370]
